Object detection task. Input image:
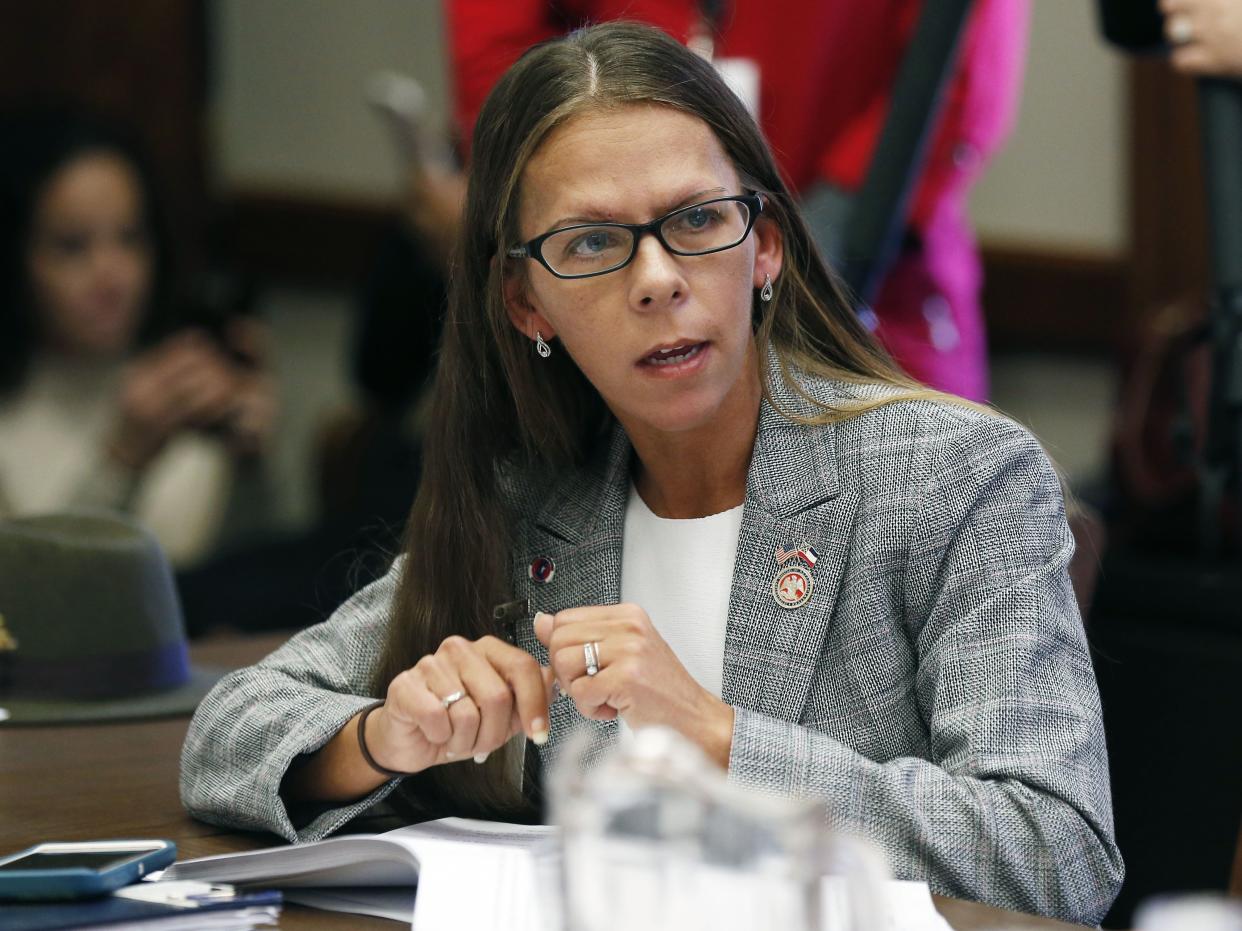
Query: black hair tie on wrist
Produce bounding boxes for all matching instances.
[357,700,411,778]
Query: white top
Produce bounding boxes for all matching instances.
[0,354,233,567]
[619,484,745,701]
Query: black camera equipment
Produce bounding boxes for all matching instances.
[1101,0,1242,557]
[800,0,975,305]
[1093,3,1242,926]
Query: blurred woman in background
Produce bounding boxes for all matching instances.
[0,109,276,567]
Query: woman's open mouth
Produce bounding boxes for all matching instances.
[640,342,707,368]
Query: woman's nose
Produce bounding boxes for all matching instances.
[627,233,686,309]
[92,241,144,291]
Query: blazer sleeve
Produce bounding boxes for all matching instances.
[179,562,405,842]
[726,416,1124,925]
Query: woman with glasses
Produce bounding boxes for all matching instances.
[182,22,1121,924]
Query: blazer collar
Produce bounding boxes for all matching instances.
[530,346,844,543]
[747,349,842,519]
[531,424,631,545]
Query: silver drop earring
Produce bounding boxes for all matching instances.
[535,331,552,358]
[760,274,774,303]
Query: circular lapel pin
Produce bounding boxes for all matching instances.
[529,556,556,584]
[773,565,813,609]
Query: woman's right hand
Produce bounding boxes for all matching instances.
[366,635,553,774]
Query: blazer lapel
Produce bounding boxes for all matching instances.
[512,425,630,769]
[512,354,858,760]
[722,373,860,722]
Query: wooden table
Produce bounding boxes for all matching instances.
[0,633,1086,930]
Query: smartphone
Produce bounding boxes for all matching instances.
[0,840,177,901]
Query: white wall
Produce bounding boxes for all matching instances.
[212,0,449,200]
[969,2,1129,255]
[214,0,1130,254]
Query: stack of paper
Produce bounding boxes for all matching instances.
[167,818,557,931]
[167,818,953,931]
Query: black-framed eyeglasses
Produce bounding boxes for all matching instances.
[506,193,764,280]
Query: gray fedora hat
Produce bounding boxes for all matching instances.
[0,510,224,725]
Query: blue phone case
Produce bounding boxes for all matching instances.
[0,841,177,901]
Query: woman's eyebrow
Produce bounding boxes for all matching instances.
[544,186,729,232]
[659,186,728,215]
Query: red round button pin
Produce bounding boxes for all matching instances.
[773,566,812,609]
[529,556,555,584]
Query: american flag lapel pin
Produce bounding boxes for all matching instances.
[772,543,817,610]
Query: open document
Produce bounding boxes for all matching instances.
[166,817,952,931]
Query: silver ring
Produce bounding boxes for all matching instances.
[1169,15,1195,45]
[584,641,599,677]
[440,689,466,709]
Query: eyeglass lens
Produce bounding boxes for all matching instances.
[540,199,752,277]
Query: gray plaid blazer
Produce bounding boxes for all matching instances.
[181,363,1123,925]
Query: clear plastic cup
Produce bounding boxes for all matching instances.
[550,725,889,931]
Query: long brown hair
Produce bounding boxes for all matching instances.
[374,21,929,818]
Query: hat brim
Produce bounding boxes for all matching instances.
[0,664,225,725]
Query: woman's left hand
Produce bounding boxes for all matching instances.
[533,604,734,768]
